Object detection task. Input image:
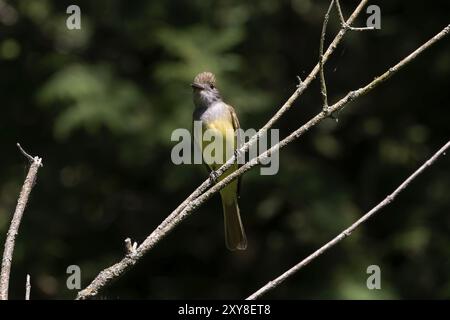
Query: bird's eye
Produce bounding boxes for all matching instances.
[210,84,215,89]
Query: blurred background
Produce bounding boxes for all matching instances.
[0,0,449,299]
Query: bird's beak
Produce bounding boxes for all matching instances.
[191,83,204,90]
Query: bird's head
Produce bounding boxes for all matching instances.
[191,72,221,108]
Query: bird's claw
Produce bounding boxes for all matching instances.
[209,170,219,184]
[234,149,241,163]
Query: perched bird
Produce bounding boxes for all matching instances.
[191,72,247,251]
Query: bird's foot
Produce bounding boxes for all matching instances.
[234,149,242,164]
[209,170,219,184]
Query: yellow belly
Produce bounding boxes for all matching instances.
[201,119,236,171]
[199,119,239,204]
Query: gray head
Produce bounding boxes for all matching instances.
[191,72,222,108]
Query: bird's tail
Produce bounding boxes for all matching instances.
[221,196,247,251]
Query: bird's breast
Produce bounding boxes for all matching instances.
[196,103,236,167]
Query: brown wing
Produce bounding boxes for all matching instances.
[227,104,243,198]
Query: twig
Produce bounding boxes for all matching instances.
[76,1,372,300]
[16,143,34,163]
[0,144,43,300]
[335,0,375,31]
[76,22,450,299]
[25,274,30,300]
[246,140,450,299]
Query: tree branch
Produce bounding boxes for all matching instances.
[246,140,450,299]
[76,13,450,301]
[0,144,43,300]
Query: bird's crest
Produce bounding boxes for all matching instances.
[194,72,216,86]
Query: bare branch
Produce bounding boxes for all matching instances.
[76,14,450,301]
[0,144,43,300]
[25,274,30,300]
[247,140,450,299]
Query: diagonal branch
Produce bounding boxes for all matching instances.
[246,140,450,299]
[0,144,43,300]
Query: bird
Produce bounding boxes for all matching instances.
[191,71,247,251]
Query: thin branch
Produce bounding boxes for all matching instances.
[0,144,43,300]
[247,140,450,299]
[76,22,450,299]
[319,0,334,111]
[25,274,30,300]
[16,143,34,163]
[335,0,375,31]
[76,1,372,300]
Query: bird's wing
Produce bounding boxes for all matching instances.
[228,104,240,130]
[192,109,213,174]
[227,104,242,198]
